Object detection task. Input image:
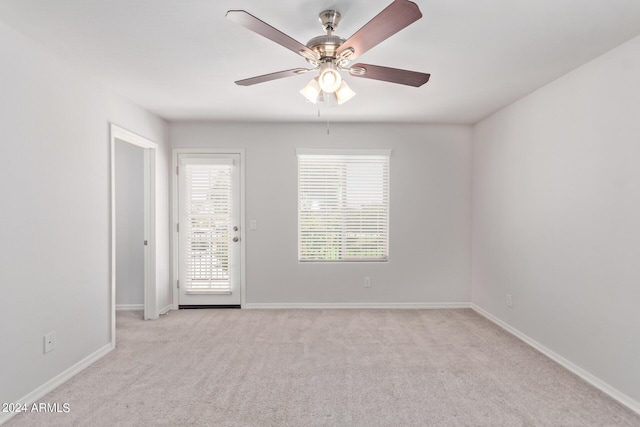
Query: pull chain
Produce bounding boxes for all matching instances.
[317,107,330,135]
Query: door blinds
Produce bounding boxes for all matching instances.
[184,161,233,293]
[297,150,390,262]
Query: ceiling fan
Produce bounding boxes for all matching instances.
[226,0,430,106]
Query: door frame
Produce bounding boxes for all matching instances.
[171,148,246,309]
[110,124,158,347]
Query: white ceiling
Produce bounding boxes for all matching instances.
[2,0,640,124]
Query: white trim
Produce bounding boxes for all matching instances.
[111,126,158,150]
[159,304,173,315]
[110,124,159,350]
[179,156,234,166]
[296,148,392,156]
[171,148,246,309]
[115,304,144,311]
[142,146,157,321]
[471,304,640,416]
[0,343,112,426]
[244,302,471,309]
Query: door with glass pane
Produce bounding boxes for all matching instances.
[178,154,241,306]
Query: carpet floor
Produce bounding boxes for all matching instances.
[7,308,640,426]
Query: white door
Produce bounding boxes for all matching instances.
[178,154,241,306]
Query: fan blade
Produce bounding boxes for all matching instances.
[349,63,430,87]
[235,68,315,86]
[336,0,422,61]
[226,10,319,61]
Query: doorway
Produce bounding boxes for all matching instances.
[173,150,245,308]
[114,141,144,313]
[110,125,158,346]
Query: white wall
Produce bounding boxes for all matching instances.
[171,122,472,305]
[115,140,145,307]
[472,34,640,404]
[0,21,170,407]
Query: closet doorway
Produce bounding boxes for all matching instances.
[110,124,158,346]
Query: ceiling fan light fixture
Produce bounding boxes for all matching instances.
[318,63,342,93]
[335,81,356,105]
[300,77,322,103]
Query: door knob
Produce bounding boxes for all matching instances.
[233,237,240,242]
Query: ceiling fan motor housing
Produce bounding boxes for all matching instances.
[303,10,350,67]
[306,34,345,62]
[306,10,353,69]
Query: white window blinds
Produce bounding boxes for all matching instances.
[297,149,390,262]
[184,160,233,293]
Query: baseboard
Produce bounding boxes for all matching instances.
[244,302,472,309]
[471,304,640,416]
[159,304,173,315]
[0,343,113,426]
[115,304,144,311]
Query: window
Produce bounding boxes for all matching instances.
[297,149,390,262]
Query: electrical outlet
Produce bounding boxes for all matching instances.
[44,331,56,353]
[506,294,513,308]
[364,277,371,288]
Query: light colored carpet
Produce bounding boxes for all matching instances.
[7,309,639,426]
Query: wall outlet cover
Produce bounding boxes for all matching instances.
[44,331,56,353]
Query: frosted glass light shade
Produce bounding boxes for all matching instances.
[335,81,356,105]
[300,77,321,103]
[318,63,342,93]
